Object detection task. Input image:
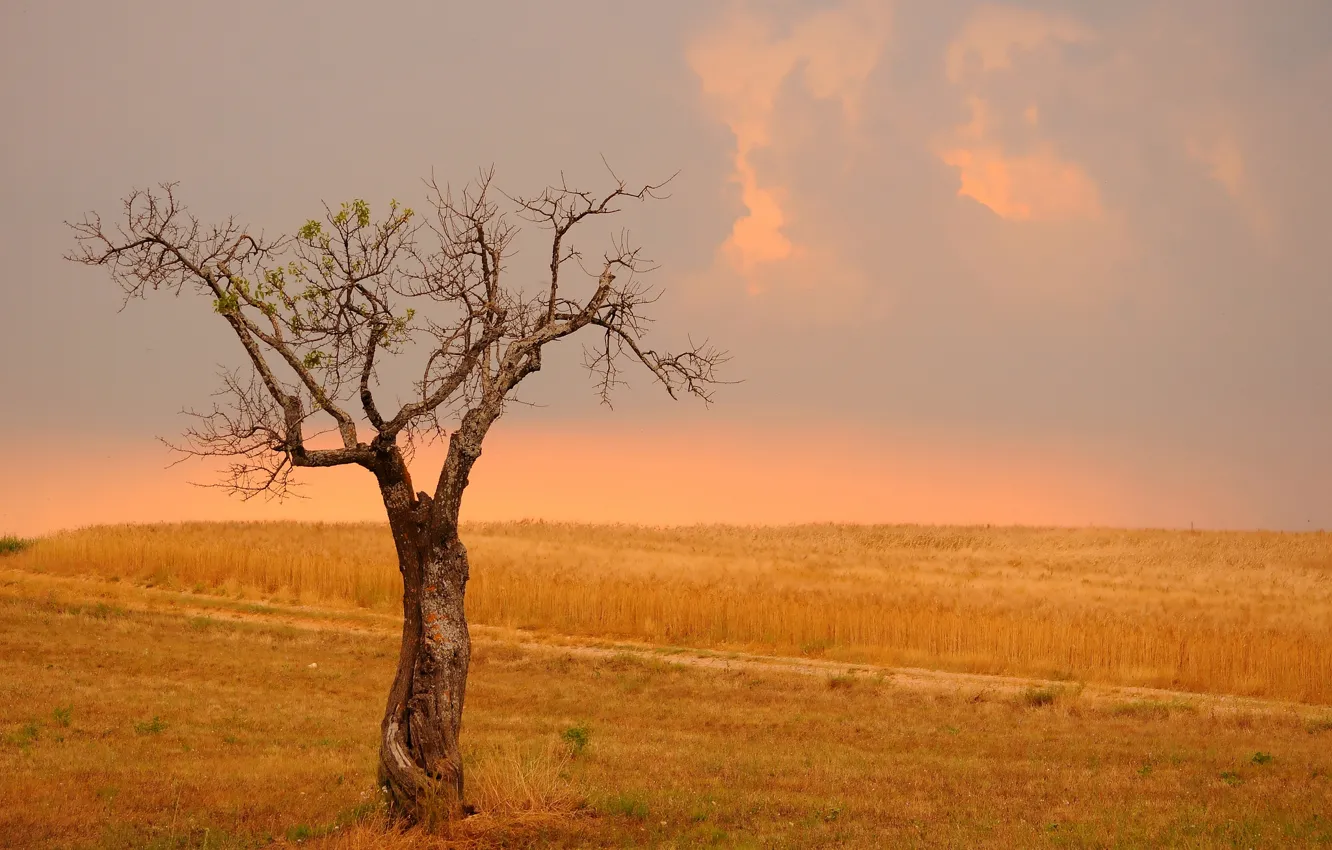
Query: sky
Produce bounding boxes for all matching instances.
[2,0,1331,534]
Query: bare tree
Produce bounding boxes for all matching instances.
[67,167,725,822]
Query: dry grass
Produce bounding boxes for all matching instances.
[8,520,1332,702]
[2,573,1331,848]
[466,737,583,817]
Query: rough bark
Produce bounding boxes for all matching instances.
[378,532,471,821]
[375,436,481,822]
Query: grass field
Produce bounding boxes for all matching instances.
[9,521,1332,702]
[2,566,1331,848]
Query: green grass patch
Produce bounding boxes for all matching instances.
[5,721,39,750]
[0,535,29,555]
[134,716,168,736]
[601,792,650,820]
[1111,699,1197,719]
[1020,686,1061,708]
[561,722,592,756]
[1305,716,1332,735]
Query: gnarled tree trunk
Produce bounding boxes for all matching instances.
[374,425,486,822]
[379,533,471,821]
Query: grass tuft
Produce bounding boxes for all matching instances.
[51,705,72,728]
[466,737,584,818]
[0,535,28,555]
[1110,699,1197,719]
[601,792,650,820]
[827,672,858,690]
[133,716,167,736]
[1306,716,1332,735]
[1020,686,1061,708]
[560,722,591,756]
[5,722,39,750]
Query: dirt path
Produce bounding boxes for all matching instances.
[3,567,1324,719]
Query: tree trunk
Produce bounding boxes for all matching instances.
[375,451,473,823]
[379,530,472,822]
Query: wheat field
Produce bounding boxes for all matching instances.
[7,521,1332,703]
[5,579,1329,848]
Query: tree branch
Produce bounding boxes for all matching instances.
[69,169,727,504]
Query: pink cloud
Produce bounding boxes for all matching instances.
[688,0,891,290]
[938,8,1103,223]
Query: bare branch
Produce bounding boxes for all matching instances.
[508,162,676,327]
[166,369,373,499]
[68,168,726,508]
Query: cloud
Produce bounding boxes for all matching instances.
[939,96,1103,221]
[945,3,1092,83]
[687,0,891,290]
[1187,134,1245,198]
[938,7,1102,223]
[1185,129,1275,244]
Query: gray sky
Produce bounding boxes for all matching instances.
[3,0,1331,532]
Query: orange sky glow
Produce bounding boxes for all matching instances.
[1,423,1250,537]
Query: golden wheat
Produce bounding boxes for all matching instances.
[8,521,1332,702]
[4,584,1331,848]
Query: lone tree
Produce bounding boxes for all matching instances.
[67,168,724,821]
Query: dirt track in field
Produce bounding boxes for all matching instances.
[3,567,1323,720]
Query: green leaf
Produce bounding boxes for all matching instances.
[212,292,240,314]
